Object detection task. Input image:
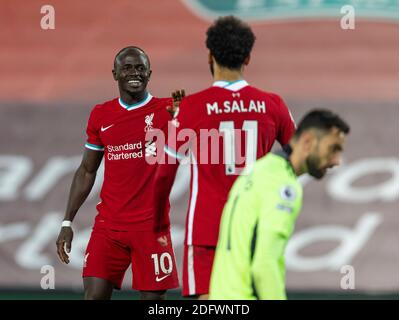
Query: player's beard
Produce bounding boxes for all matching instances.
[306,153,326,180]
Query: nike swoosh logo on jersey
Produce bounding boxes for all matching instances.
[101,124,114,132]
[155,274,171,282]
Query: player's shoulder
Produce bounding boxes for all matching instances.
[87,98,119,123]
[176,88,216,118]
[144,96,172,115]
[253,153,294,183]
[182,87,216,104]
[150,96,172,106]
[256,153,288,171]
[90,97,119,113]
[246,86,284,105]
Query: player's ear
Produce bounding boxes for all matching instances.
[148,69,152,80]
[244,55,250,66]
[112,69,118,81]
[300,131,314,154]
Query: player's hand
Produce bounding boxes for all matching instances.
[56,227,74,264]
[157,235,168,247]
[166,89,185,116]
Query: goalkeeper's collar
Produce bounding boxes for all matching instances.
[274,144,295,177]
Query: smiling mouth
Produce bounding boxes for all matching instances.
[127,79,142,87]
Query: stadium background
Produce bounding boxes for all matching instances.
[1,0,398,299]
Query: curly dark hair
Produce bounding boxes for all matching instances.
[206,16,255,70]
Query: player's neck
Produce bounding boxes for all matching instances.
[288,145,306,177]
[119,91,147,106]
[213,65,243,83]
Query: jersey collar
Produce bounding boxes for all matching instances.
[212,80,249,92]
[275,145,296,177]
[118,92,153,111]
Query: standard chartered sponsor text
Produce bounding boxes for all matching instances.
[107,141,143,160]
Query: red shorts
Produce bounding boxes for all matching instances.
[182,244,215,297]
[82,224,179,291]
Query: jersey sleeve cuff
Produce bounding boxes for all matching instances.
[85,143,104,151]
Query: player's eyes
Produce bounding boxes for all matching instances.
[122,65,133,70]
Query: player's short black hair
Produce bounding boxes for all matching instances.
[113,46,150,69]
[206,16,255,70]
[294,109,350,138]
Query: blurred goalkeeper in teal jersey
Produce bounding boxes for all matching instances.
[209,109,350,300]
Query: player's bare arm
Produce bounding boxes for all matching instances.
[156,89,185,247]
[154,161,180,247]
[166,89,185,116]
[56,149,103,264]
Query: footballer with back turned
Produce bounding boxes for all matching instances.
[153,16,296,299]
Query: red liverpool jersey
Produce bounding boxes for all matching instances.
[85,93,172,231]
[165,80,296,246]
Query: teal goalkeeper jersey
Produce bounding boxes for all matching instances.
[209,151,303,300]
